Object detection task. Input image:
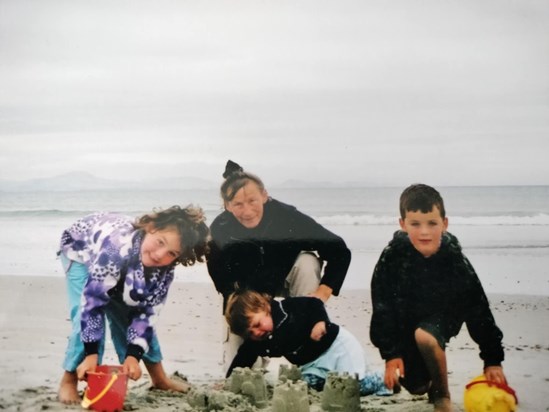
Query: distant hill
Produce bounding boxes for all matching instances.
[0,172,380,192]
[274,179,377,188]
[0,172,217,192]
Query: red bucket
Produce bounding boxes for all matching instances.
[81,365,128,412]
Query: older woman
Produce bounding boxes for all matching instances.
[207,160,351,371]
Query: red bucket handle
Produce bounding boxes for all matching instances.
[465,379,518,405]
[81,373,119,409]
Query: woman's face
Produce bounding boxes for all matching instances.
[225,182,268,229]
[140,228,181,267]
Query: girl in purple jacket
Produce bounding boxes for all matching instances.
[57,205,209,405]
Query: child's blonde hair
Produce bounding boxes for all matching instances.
[224,290,271,338]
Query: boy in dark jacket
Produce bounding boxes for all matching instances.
[226,290,391,396]
[370,184,507,412]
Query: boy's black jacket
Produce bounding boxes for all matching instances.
[226,297,339,377]
[207,198,351,310]
[370,231,504,368]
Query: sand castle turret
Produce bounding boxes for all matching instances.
[278,364,303,383]
[320,372,361,412]
[272,380,310,412]
[224,367,269,409]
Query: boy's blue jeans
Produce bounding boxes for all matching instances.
[60,254,162,372]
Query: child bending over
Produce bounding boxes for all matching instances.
[225,289,391,396]
[57,205,210,404]
[370,184,507,412]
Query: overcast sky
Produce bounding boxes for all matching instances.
[1,0,548,187]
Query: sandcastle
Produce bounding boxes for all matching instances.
[187,366,363,412]
[272,380,310,412]
[271,364,309,412]
[187,387,246,411]
[224,367,269,409]
[277,364,303,383]
[320,372,361,412]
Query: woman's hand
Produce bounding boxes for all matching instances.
[76,354,99,381]
[310,321,327,341]
[309,285,333,303]
[123,356,142,381]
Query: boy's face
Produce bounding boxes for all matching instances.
[140,228,181,267]
[399,206,448,258]
[248,310,273,341]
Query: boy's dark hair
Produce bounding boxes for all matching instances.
[399,184,446,219]
[220,160,266,205]
[134,205,210,266]
[224,289,271,338]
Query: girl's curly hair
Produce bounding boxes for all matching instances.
[134,205,210,266]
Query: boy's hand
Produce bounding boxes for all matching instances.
[484,365,507,385]
[123,356,142,381]
[76,354,98,381]
[310,321,327,341]
[385,358,404,389]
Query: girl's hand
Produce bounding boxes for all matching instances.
[76,354,99,381]
[123,356,142,381]
[310,321,327,341]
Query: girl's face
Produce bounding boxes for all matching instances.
[140,228,181,267]
[247,310,273,341]
[225,182,268,229]
[399,206,448,258]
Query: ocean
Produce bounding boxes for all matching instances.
[0,186,548,295]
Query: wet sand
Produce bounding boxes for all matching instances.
[0,275,547,411]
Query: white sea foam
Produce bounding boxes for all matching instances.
[315,213,549,226]
[1,186,548,295]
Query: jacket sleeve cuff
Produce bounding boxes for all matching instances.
[483,360,502,369]
[84,341,100,356]
[381,348,402,361]
[126,344,145,361]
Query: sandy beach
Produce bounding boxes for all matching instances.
[0,275,547,411]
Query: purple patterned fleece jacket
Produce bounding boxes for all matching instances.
[59,212,175,360]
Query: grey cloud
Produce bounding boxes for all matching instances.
[0,0,548,186]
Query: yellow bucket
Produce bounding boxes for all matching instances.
[463,375,518,412]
